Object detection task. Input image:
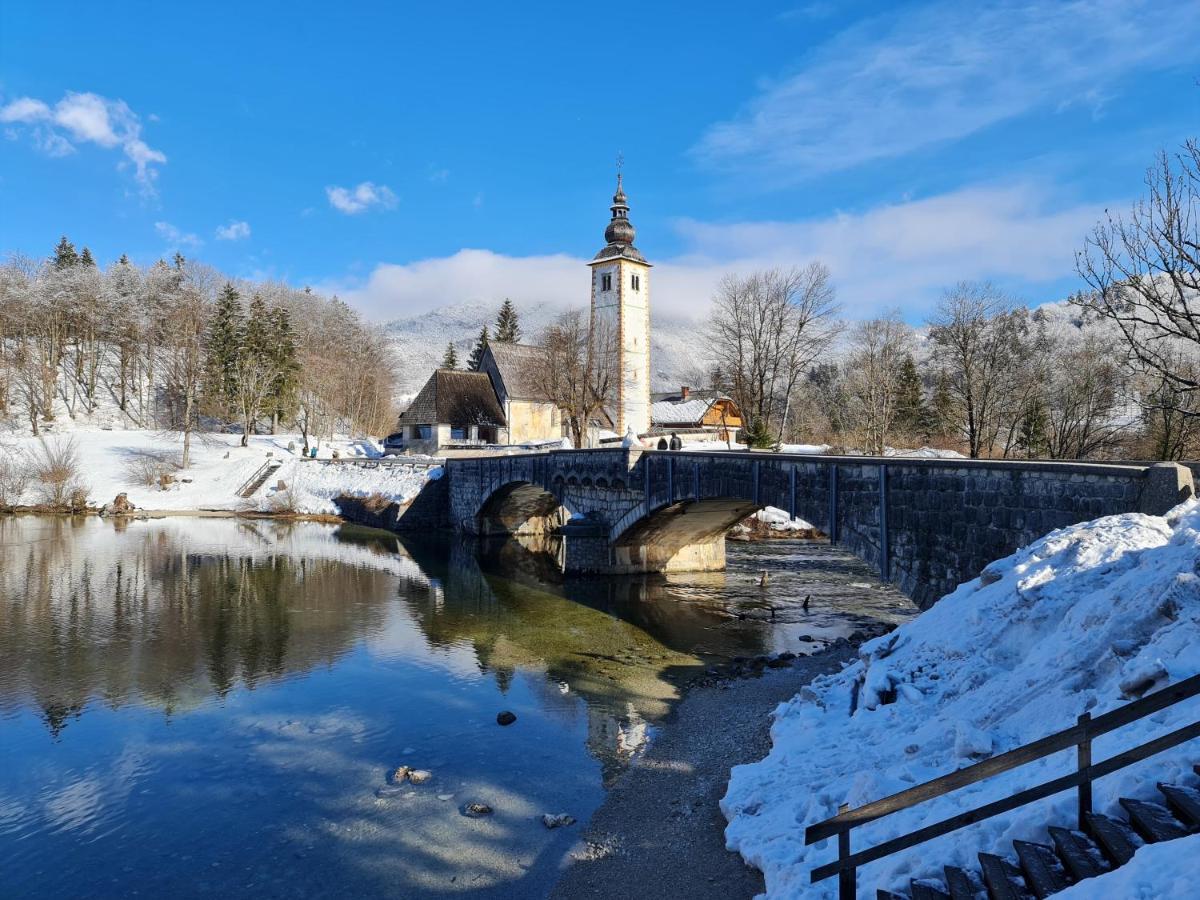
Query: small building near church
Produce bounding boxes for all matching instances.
[650,386,743,442]
[478,342,562,444]
[393,369,506,455]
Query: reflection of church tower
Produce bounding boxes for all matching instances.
[589,173,651,436]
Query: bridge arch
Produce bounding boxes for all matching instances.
[475,480,570,536]
[609,497,764,573]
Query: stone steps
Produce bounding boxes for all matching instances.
[875,774,1197,900]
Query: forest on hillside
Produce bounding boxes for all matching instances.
[0,239,396,462]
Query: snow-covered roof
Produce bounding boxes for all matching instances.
[650,390,736,426]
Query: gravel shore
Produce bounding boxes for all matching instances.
[550,647,855,900]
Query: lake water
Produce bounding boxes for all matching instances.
[0,516,913,899]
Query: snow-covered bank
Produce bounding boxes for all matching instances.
[1,429,437,516]
[722,500,1200,898]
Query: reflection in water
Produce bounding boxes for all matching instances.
[0,515,913,899]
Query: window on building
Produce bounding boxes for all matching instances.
[601,273,612,292]
[450,426,466,441]
[414,425,431,440]
[632,274,641,291]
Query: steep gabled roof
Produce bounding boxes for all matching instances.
[483,342,549,402]
[398,369,505,426]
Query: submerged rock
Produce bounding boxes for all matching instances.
[463,802,493,818]
[407,769,433,784]
[542,813,576,829]
[496,711,517,726]
[375,785,406,798]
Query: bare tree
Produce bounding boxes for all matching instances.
[706,265,840,446]
[1074,143,1200,410]
[524,310,614,448]
[232,355,276,447]
[161,286,208,468]
[928,282,1028,458]
[840,315,913,454]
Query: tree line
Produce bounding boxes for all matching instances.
[0,240,396,466]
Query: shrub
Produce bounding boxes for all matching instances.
[0,448,29,509]
[125,451,182,488]
[32,436,89,509]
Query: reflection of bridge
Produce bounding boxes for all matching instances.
[444,449,1193,608]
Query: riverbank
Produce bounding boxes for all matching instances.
[550,645,856,900]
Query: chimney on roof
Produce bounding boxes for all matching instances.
[680,386,690,400]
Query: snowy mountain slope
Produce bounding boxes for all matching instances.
[722,499,1200,898]
[382,300,712,398]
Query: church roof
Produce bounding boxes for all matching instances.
[398,369,505,426]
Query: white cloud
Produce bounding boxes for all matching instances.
[325,181,398,215]
[0,91,167,194]
[215,220,251,241]
[154,221,202,250]
[694,0,1200,180]
[331,182,1104,322]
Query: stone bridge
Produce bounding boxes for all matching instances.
[442,449,1193,608]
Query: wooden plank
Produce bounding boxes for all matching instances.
[1158,782,1200,828]
[1047,826,1110,881]
[910,878,950,899]
[1084,812,1141,867]
[978,853,1034,900]
[1012,840,1071,898]
[943,865,986,900]
[1120,797,1190,842]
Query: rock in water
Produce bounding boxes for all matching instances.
[496,711,517,726]
[542,813,576,829]
[463,802,493,818]
[392,765,412,784]
[408,769,433,784]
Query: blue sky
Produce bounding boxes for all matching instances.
[2,0,1198,321]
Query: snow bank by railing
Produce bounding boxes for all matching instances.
[722,499,1200,898]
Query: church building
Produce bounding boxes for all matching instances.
[588,174,652,437]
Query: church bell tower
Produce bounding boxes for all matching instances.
[588,172,651,437]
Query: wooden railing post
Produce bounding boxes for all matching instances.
[1077,711,1093,828]
[837,807,855,900]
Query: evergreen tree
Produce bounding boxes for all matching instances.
[242,294,271,363]
[173,252,186,270]
[494,299,520,343]
[79,247,96,267]
[743,417,775,450]
[442,342,459,369]
[266,306,300,432]
[930,370,954,440]
[118,253,130,265]
[894,354,926,434]
[1017,396,1050,459]
[205,283,244,416]
[52,236,79,269]
[468,325,489,371]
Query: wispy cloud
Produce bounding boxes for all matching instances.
[0,91,166,194]
[694,0,1200,180]
[325,181,398,215]
[154,221,202,251]
[331,182,1103,321]
[215,220,251,241]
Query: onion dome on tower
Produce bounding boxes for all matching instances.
[594,173,646,263]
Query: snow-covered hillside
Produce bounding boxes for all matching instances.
[383,300,711,398]
[1,429,437,516]
[722,500,1200,898]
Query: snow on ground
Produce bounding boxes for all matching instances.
[754,507,816,532]
[1,428,437,515]
[722,500,1200,898]
[1056,832,1200,898]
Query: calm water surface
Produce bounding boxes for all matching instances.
[0,517,912,899]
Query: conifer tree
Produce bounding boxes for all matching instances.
[894,354,926,435]
[205,284,244,416]
[494,299,520,343]
[118,253,130,265]
[1017,396,1050,459]
[79,247,96,267]
[52,236,79,269]
[468,325,489,371]
[442,342,459,369]
[266,307,300,432]
[930,370,954,441]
